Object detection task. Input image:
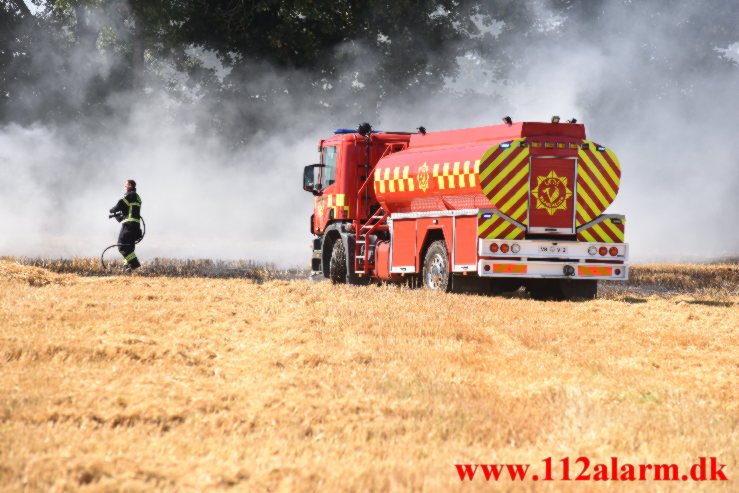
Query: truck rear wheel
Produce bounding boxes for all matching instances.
[422,240,450,292]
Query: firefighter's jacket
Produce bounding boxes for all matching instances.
[110,190,142,226]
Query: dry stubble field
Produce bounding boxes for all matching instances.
[0,260,737,492]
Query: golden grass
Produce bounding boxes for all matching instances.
[627,263,737,292]
[598,263,738,303]
[0,260,736,491]
[2,256,306,282]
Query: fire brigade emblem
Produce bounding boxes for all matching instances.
[531,171,572,215]
[417,163,430,192]
[317,198,324,218]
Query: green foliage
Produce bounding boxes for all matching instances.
[4,0,736,132]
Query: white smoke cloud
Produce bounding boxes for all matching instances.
[0,93,316,263]
[378,0,739,262]
[1,0,736,266]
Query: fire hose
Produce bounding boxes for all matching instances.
[100,212,146,271]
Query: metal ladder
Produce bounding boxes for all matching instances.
[352,140,405,275]
[354,208,389,274]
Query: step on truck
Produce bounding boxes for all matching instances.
[302,118,628,300]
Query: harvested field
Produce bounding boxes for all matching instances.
[2,256,305,282]
[0,259,736,491]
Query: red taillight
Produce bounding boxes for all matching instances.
[484,264,491,271]
[609,247,619,256]
[490,243,499,253]
[501,244,510,253]
[615,268,621,275]
[599,247,607,256]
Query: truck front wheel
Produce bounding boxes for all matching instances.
[329,236,366,285]
[422,240,451,292]
[329,237,348,284]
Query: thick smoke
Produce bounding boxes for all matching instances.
[1,0,737,265]
[377,0,739,262]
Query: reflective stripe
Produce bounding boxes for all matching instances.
[124,252,137,263]
[120,194,142,223]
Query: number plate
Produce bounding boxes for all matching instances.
[539,245,568,254]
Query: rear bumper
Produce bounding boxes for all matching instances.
[478,260,628,280]
[477,239,628,280]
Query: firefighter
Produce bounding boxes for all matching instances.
[110,179,143,272]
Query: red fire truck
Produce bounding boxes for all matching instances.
[302,119,627,300]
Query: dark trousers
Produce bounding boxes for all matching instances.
[118,223,142,269]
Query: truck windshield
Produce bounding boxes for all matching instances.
[322,146,337,188]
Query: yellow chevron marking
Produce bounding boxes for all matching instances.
[490,166,528,206]
[479,216,503,236]
[579,151,616,200]
[482,149,528,196]
[592,223,614,242]
[504,228,522,240]
[601,149,621,187]
[580,230,597,242]
[511,201,528,222]
[477,216,499,236]
[500,184,528,214]
[587,153,617,199]
[479,145,517,182]
[603,220,625,241]
[577,175,605,213]
[490,220,511,239]
[479,216,504,238]
[576,202,593,224]
[578,164,610,210]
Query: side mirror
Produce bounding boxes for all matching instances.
[303,164,324,195]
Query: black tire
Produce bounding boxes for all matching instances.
[329,236,367,285]
[422,240,451,291]
[329,237,348,284]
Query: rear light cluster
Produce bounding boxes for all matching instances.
[489,243,520,254]
[588,245,621,257]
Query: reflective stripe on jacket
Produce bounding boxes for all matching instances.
[111,191,142,224]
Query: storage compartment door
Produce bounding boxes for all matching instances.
[390,219,417,273]
[528,157,577,234]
